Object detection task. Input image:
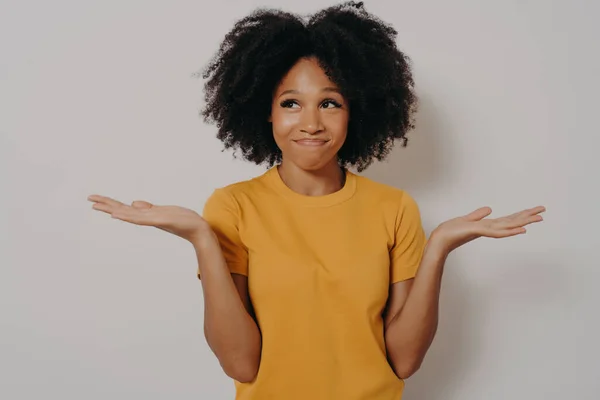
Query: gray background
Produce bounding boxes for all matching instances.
[1,0,597,398]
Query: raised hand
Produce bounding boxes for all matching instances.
[429,205,546,255]
[87,195,211,243]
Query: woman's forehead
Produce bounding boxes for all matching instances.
[275,57,340,95]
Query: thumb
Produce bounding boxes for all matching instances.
[465,206,492,221]
[131,200,153,210]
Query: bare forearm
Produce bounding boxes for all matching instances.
[194,234,261,382]
[385,240,448,378]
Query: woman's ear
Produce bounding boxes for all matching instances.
[267,114,272,122]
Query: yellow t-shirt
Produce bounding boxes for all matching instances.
[199,166,427,400]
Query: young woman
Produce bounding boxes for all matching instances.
[88,2,545,399]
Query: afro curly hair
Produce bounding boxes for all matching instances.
[198,1,417,172]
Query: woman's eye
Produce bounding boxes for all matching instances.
[322,100,342,109]
[279,99,342,109]
[280,100,299,108]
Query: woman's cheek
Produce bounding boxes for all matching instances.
[273,114,298,137]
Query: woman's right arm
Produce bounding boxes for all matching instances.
[87,194,261,381]
[193,231,261,383]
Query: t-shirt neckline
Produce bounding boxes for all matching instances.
[266,165,357,207]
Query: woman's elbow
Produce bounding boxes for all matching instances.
[394,358,422,379]
[204,329,261,383]
[223,357,259,383]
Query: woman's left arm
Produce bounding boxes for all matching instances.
[384,205,546,379]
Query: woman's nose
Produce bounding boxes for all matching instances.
[300,108,324,134]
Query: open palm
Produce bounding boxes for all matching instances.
[431,205,546,254]
[88,194,209,243]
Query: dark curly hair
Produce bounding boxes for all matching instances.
[197,1,417,172]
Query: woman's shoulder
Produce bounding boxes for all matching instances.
[353,174,422,222]
[203,170,273,217]
[353,172,412,202]
[209,168,273,201]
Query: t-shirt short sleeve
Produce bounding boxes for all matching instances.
[389,191,427,283]
[199,188,248,278]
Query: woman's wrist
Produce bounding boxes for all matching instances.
[190,225,219,251]
[424,233,450,261]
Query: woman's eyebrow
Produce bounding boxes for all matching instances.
[321,87,341,93]
[278,87,341,97]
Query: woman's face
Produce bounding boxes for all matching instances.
[269,57,349,171]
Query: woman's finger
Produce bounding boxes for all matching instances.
[88,195,127,208]
[488,205,546,228]
[507,206,546,220]
[464,206,492,221]
[89,195,129,217]
[91,202,113,215]
[529,205,546,215]
[485,212,543,235]
[89,195,161,226]
[112,206,162,226]
[479,225,526,238]
[500,227,527,237]
[523,214,544,225]
[131,200,153,209]
[497,213,544,230]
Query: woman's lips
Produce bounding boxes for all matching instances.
[294,139,329,146]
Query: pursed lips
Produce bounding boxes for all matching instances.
[294,139,330,146]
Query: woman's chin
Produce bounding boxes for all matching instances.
[291,156,337,171]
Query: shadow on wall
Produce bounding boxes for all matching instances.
[363,95,478,399]
[404,252,568,400]
[361,94,449,194]
[363,96,569,399]
[401,265,475,400]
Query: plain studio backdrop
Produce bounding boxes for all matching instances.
[1,0,597,398]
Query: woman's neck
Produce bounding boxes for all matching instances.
[276,160,346,197]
